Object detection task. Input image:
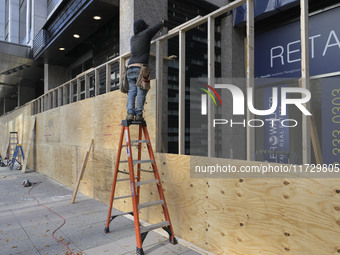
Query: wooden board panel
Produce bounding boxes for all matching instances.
[61,98,95,147]
[36,143,53,177]
[53,144,76,188]
[205,178,287,255]
[34,108,61,144]
[0,120,9,157]
[154,153,210,250]
[93,92,126,150]
[93,80,156,150]
[93,147,115,205]
[0,107,28,158]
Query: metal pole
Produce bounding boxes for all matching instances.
[26,0,31,44]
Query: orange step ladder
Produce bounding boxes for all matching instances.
[105,119,177,255]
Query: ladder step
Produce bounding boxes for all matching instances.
[120,160,154,165]
[122,140,149,147]
[114,195,132,200]
[138,168,155,173]
[111,211,133,218]
[135,179,159,187]
[117,178,130,182]
[138,200,164,210]
[131,140,149,144]
[133,160,154,166]
[118,170,129,175]
[117,177,137,182]
[140,221,170,234]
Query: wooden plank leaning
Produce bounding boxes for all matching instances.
[71,139,94,204]
[22,117,36,173]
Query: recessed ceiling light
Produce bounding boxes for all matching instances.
[73,34,80,38]
[59,47,65,51]
[93,16,101,20]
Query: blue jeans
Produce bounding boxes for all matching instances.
[126,67,148,116]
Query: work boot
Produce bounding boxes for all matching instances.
[126,113,135,121]
[135,115,144,121]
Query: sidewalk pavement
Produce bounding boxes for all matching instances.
[0,166,201,255]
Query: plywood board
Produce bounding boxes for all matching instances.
[53,144,77,188]
[155,154,340,255]
[36,143,53,177]
[154,153,210,250]
[61,98,95,147]
[93,147,115,204]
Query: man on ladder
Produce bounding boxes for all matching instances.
[105,19,177,255]
[125,18,167,121]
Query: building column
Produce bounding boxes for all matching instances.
[3,97,18,113]
[0,0,5,40]
[0,100,3,115]
[8,0,20,43]
[219,0,246,160]
[44,63,66,93]
[3,98,6,115]
[26,0,31,44]
[119,0,167,59]
[17,82,21,106]
[44,63,48,93]
[31,0,47,38]
[119,0,134,56]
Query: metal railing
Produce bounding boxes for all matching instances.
[30,52,129,115]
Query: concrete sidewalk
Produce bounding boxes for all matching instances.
[0,167,201,255]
